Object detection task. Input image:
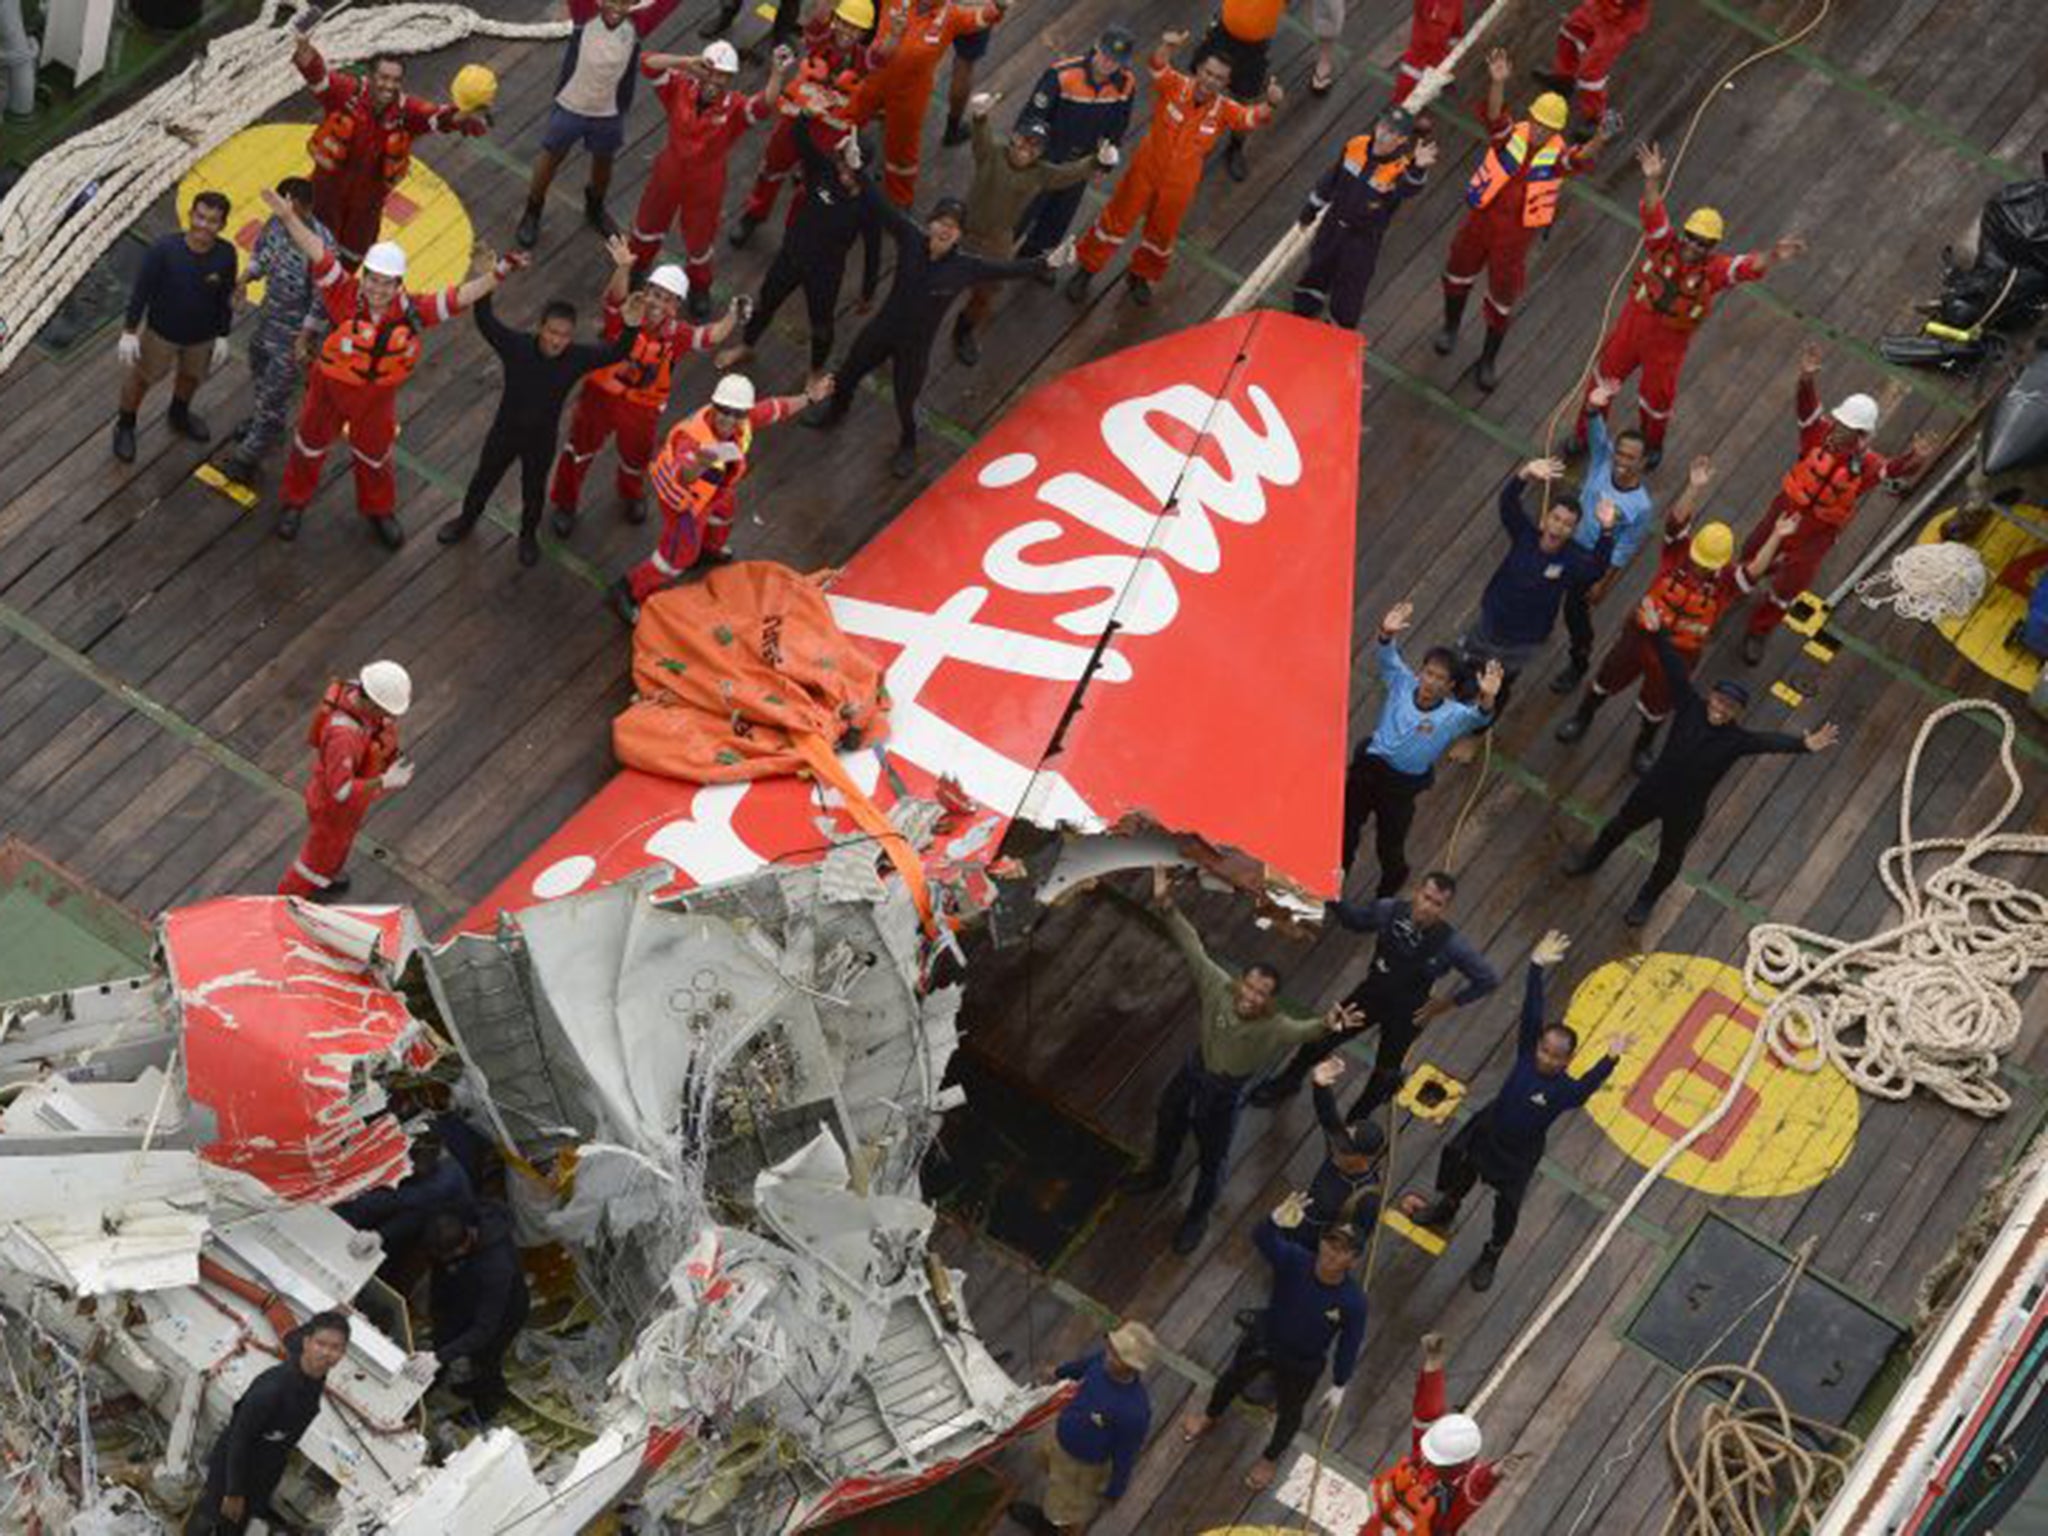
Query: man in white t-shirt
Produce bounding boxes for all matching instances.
[519,0,680,248]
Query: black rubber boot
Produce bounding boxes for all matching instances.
[952,321,979,367]
[1475,327,1504,392]
[1630,720,1661,776]
[582,188,613,236]
[1469,1244,1503,1292]
[1554,692,1599,742]
[516,202,542,249]
[1550,657,1589,695]
[1433,292,1467,355]
[111,413,137,462]
[168,401,211,442]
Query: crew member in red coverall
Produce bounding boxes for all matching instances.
[629,43,789,318]
[291,33,485,266]
[846,0,1009,207]
[548,254,740,533]
[733,0,875,240]
[1570,142,1802,466]
[278,661,412,900]
[1435,49,1608,392]
[1065,30,1279,306]
[260,188,521,547]
[1732,344,1938,662]
[607,372,833,624]
[1531,0,1651,119]
[1393,0,1463,104]
[1358,1334,1501,1536]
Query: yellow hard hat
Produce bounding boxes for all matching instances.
[834,0,875,26]
[1529,92,1571,132]
[1689,521,1735,570]
[1682,206,1726,242]
[451,64,499,113]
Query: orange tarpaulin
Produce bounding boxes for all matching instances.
[613,561,936,932]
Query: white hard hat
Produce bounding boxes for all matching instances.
[711,373,756,412]
[362,242,408,279]
[1421,1413,1484,1467]
[703,40,740,73]
[359,660,413,717]
[646,264,689,299]
[1830,393,1879,434]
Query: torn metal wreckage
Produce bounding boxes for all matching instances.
[0,837,1058,1533]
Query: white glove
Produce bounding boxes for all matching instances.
[400,1351,438,1386]
[381,758,416,790]
[210,336,230,371]
[117,331,142,368]
[1044,236,1077,271]
[771,43,796,71]
[1272,1191,1309,1229]
[1096,141,1119,169]
[346,1230,381,1259]
[1320,1385,1345,1415]
[842,136,863,171]
[966,90,995,118]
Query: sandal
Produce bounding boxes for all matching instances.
[1245,1458,1279,1491]
[1180,1413,1214,1445]
[1310,61,1336,95]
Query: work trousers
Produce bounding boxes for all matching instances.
[1076,164,1196,283]
[625,503,707,602]
[1576,304,1694,450]
[1340,751,1430,898]
[281,372,399,519]
[551,387,658,512]
[741,116,808,225]
[278,797,369,897]
[242,323,303,460]
[1443,211,1535,333]
[1149,1055,1250,1229]
[1738,515,1840,637]
[831,316,929,449]
[1393,4,1460,102]
[460,421,551,539]
[1590,625,1694,722]
[849,60,943,206]
[1435,1112,1536,1254]
[1206,1333,1322,1460]
[746,245,848,371]
[311,170,385,266]
[631,154,730,293]
[1581,782,1704,908]
[1563,584,1598,671]
[1552,0,1649,118]
[1264,998,1417,1116]
[1295,219,1390,331]
[1017,180,1089,261]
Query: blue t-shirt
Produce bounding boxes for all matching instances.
[1571,414,1656,570]
[1485,963,1617,1151]
[127,231,239,346]
[1253,1218,1368,1386]
[1478,476,1613,648]
[1365,639,1491,776]
[1053,1351,1151,1499]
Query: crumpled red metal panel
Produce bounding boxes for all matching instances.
[164,897,431,1204]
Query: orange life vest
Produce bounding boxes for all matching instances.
[308,98,414,190]
[316,295,424,388]
[1633,246,1715,329]
[649,407,753,531]
[1368,1456,1456,1535]
[600,326,686,412]
[1645,560,1728,652]
[1465,123,1567,229]
[1778,445,1866,529]
[306,682,400,774]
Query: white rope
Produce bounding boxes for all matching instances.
[1854,541,1989,623]
[0,1,570,372]
[1469,699,2048,1417]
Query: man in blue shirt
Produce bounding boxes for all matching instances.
[1458,459,1614,714]
[1342,602,1500,899]
[1401,932,1631,1293]
[1182,1215,1368,1493]
[1010,1321,1157,1533]
[1013,27,1139,267]
[114,191,240,463]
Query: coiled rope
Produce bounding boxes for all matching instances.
[1854,540,1989,623]
[0,0,570,373]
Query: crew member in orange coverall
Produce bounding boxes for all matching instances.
[607,372,833,624]
[1393,0,1463,104]
[733,0,876,239]
[1434,48,1607,392]
[1532,0,1651,120]
[259,188,522,547]
[291,33,485,267]
[278,661,412,900]
[846,0,1009,207]
[1064,29,1280,306]
[1357,1334,1502,1536]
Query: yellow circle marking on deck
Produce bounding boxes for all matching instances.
[1573,952,1858,1198]
[1917,510,2047,691]
[176,123,474,304]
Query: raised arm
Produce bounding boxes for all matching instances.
[259,186,331,267]
[1324,897,1395,934]
[470,291,518,355]
[453,248,528,314]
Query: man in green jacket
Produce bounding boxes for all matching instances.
[951,90,1110,364]
[1125,869,1363,1255]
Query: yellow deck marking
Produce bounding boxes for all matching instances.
[177,124,475,303]
[1919,509,2048,692]
[1573,952,1859,1198]
[193,462,259,508]
[1395,1063,1466,1125]
[1381,1206,1448,1256]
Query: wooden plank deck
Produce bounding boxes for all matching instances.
[4,0,2048,1530]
